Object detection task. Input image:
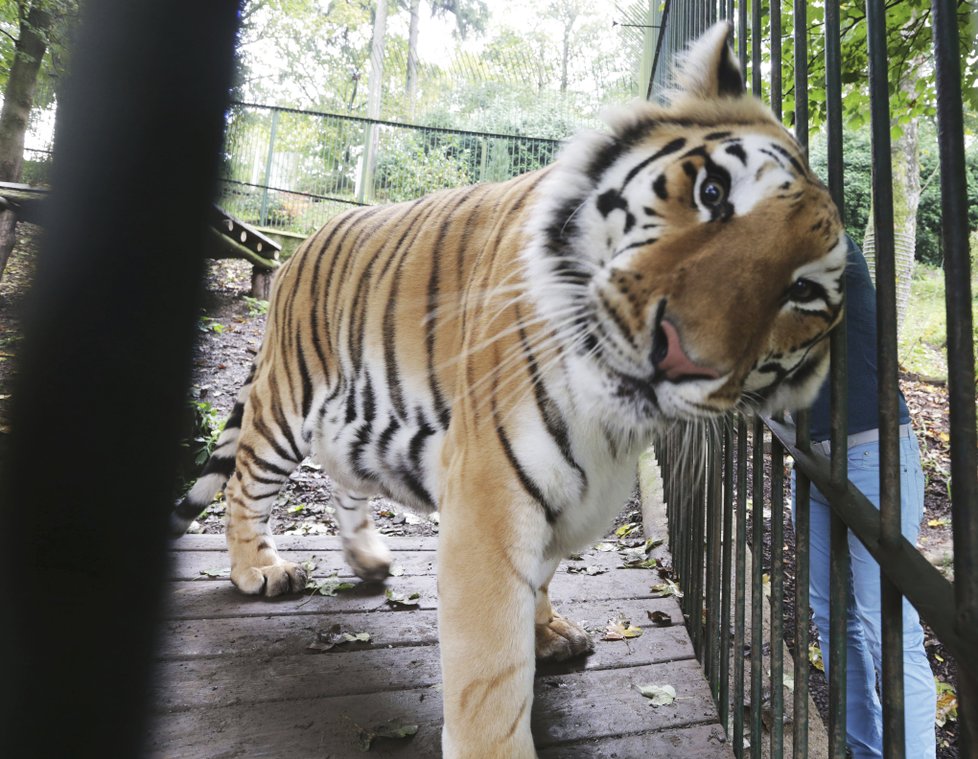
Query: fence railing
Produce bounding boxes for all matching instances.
[649,2,976,759]
[218,102,563,235]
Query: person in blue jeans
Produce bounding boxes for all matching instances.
[795,237,936,759]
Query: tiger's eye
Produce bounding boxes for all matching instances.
[699,177,726,206]
[789,279,819,302]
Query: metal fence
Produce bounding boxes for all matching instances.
[218,102,562,235]
[648,2,976,758]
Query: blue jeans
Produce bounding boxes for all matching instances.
[793,432,936,759]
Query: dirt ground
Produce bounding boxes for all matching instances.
[0,224,962,755]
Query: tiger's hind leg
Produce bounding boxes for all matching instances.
[332,488,392,582]
[225,402,310,596]
[534,568,594,662]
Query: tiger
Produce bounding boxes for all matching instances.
[172,21,845,759]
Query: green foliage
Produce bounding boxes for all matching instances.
[809,126,978,266]
[0,0,80,108]
[188,399,225,466]
[243,296,270,317]
[916,136,978,265]
[374,130,472,202]
[776,1,978,138]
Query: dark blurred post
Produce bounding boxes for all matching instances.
[0,1,239,756]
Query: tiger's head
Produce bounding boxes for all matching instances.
[524,21,845,430]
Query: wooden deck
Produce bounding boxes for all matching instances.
[149,534,732,758]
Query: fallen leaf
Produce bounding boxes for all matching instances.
[647,610,672,626]
[307,625,371,652]
[389,564,405,577]
[621,547,657,568]
[356,717,419,751]
[593,542,617,552]
[615,522,640,538]
[306,574,356,597]
[567,564,607,576]
[650,580,683,598]
[927,517,950,527]
[636,683,676,706]
[936,681,958,727]
[385,589,421,608]
[603,617,643,641]
[808,644,824,672]
[199,567,231,578]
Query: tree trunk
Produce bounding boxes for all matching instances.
[863,97,921,331]
[0,2,53,183]
[406,0,420,117]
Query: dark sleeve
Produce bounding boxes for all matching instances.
[807,237,910,442]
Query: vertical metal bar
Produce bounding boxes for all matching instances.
[720,419,735,731]
[737,0,747,75]
[259,108,279,227]
[734,415,749,758]
[770,0,782,121]
[751,416,765,759]
[750,0,761,97]
[691,433,706,657]
[770,432,785,759]
[824,2,849,754]
[864,2,906,756]
[793,0,808,150]
[791,6,812,756]
[793,411,812,759]
[932,1,978,752]
[707,434,724,701]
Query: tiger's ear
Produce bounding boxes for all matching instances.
[672,21,744,100]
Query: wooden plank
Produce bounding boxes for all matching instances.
[154,629,691,712]
[537,724,732,758]
[164,566,670,619]
[168,541,650,580]
[156,597,686,659]
[153,601,693,711]
[148,659,722,758]
[168,533,437,552]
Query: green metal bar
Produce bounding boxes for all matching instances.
[719,419,734,732]
[750,415,764,759]
[770,0,782,121]
[793,409,812,759]
[706,434,724,701]
[864,1,906,755]
[824,1,848,754]
[770,431,785,759]
[750,0,761,97]
[792,0,809,150]
[691,431,706,657]
[767,418,978,680]
[931,0,978,751]
[734,415,748,758]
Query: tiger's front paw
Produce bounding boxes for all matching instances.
[231,561,307,597]
[534,613,594,662]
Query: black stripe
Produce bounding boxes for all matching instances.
[622,137,687,188]
[725,143,748,165]
[201,453,235,478]
[494,421,557,523]
[383,200,443,418]
[238,442,293,478]
[516,317,586,489]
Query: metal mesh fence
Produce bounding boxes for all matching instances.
[218,102,563,235]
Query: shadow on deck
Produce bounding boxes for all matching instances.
[149,534,732,758]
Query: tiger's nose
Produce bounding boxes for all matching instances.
[652,320,721,382]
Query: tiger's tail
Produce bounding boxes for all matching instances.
[170,366,255,537]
